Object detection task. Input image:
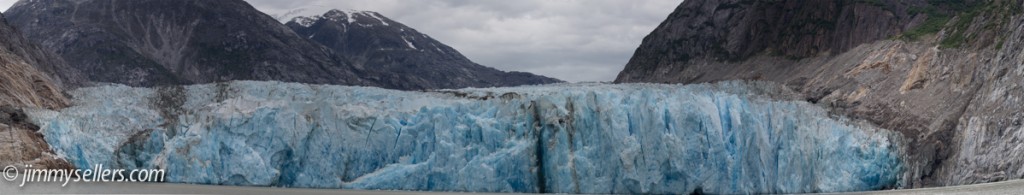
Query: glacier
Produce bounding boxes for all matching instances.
[26,81,906,194]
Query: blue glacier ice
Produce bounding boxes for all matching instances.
[26,81,906,194]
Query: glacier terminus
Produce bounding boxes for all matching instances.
[26,81,906,194]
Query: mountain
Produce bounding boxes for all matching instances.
[0,12,74,173]
[5,0,374,87]
[285,10,561,89]
[615,0,1024,188]
[5,0,560,90]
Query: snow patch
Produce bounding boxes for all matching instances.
[364,12,390,26]
[280,8,395,28]
[431,43,444,53]
[402,36,418,50]
[324,9,350,23]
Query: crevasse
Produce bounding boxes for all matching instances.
[27,81,905,194]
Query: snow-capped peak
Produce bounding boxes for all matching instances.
[326,9,391,26]
[271,6,354,23]
[279,7,394,27]
[289,16,321,28]
[323,9,350,23]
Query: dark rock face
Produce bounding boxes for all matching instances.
[286,10,561,90]
[6,0,373,87]
[616,0,1024,189]
[0,14,84,89]
[616,0,928,83]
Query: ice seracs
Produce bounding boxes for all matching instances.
[28,81,906,194]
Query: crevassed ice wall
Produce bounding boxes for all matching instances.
[27,81,905,194]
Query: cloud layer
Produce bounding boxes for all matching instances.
[0,0,683,82]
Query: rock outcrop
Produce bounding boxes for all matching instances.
[616,0,1024,188]
[286,10,561,90]
[0,106,72,171]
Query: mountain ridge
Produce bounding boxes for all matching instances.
[6,0,377,87]
[285,9,562,90]
[5,0,559,90]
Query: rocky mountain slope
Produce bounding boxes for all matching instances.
[5,0,559,90]
[286,10,561,89]
[0,16,68,110]
[616,0,1024,188]
[5,0,378,88]
[0,14,84,90]
[0,13,74,173]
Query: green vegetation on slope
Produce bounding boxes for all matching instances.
[900,0,1023,49]
[899,0,974,41]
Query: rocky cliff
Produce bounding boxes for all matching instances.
[0,13,74,173]
[0,13,72,111]
[286,10,561,90]
[616,0,1024,188]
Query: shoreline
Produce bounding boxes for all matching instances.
[4,179,1024,195]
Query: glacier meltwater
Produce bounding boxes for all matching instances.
[26,81,905,194]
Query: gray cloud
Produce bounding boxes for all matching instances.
[0,0,683,82]
[0,0,14,11]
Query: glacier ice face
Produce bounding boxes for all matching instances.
[27,81,905,194]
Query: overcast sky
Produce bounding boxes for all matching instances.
[0,0,682,82]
